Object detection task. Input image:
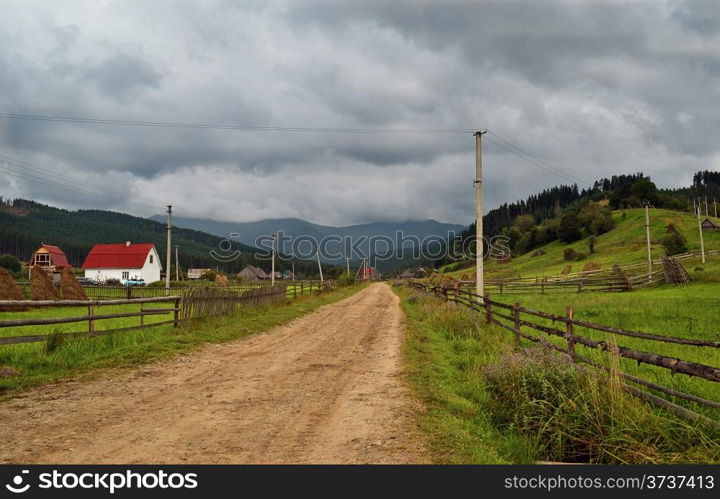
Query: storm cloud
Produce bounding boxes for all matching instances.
[0,0,718,225]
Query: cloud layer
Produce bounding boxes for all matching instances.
[1,0,718,225]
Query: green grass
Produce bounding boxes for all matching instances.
[0,284,365,394]
[396,284,720,463]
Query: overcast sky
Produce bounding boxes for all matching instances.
[1,0,718,226]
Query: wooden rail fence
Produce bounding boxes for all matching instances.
[470,250,718,294]
[408,281,720,428]
[0,280,340,347]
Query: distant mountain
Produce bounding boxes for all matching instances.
[148,215,466,266]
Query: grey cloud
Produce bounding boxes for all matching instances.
[0,0,718,226]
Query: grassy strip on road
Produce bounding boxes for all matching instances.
[396,284,720,464]
[0,284,366,394]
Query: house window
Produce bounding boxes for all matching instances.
[122,271,130,279]
[35,253,51,266]
[149,255,153,264]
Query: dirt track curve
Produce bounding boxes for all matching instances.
[0,283,428,464]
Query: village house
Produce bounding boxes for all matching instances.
[82,242,162,283]
[28,244,72,279]
[701,218,720,231]
[237,264,268,281]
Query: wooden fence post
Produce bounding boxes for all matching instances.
[484,292,492,324]
[513,302,521,345]
[126,286,132,300]
[88,304,95,335]
[566,305,575,358]
[140,302,145,327]
[174,297,180,328]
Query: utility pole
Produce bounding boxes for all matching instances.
[705,196,709,218]
[644,204,652,282]
[292,261,296,281]
[697,203,706,264]
[271,233,276,286]
[175,246,179,282]
[714,198,718,219]
[345,256,350,276]
[165,205,172,292]
[316,249,324,283]
[474,131,487,300]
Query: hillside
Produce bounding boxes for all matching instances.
[0,199,329,277]
[445,208,720,279]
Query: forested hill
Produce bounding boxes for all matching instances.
[0,199,322,276]
[472,171,718,241]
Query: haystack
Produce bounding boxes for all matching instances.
[560,264,573,275]
[215,273,229,287]
[0,267,26,311]
[60,268,88,300]
[30,265,60,301]
[582,261,602,272]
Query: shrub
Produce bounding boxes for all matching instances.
[563,248,586,261]
[661,228,688,256]
[200,270,218,282]
[0,254,21,273]
[337,273,355,286]
[559,212,582,243]
[588,235,597,254]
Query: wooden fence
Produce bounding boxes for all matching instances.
[473,250,719,294]
[16,280,337,300]
[0,280,339,348]
[408,281,720,428]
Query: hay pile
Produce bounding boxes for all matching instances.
[30,265,60,301]
[582,261,602,272]
[60,268,88,300]
[0,267,26,311]
[215,273,229,287]
[560,264,573,275]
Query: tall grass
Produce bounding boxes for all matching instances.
[398,285,720,464]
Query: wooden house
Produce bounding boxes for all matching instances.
[28,244,72,274]
[238,265,268,281]
[701,218,720,231]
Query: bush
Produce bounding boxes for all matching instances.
[200,270,218,282]
[563,248,586,261]
[337,273,355,286]
[0,254,21,273]
[559,212,582,243]
[661,229,688,256]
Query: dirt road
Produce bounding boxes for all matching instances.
[0,283,427,464]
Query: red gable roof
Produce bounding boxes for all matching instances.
[82,243,156,269]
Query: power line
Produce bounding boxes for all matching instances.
[485,132,587,185]
[0,112,474,134]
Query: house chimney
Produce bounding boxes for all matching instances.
[126,241,131,247]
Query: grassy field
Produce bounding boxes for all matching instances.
[0,284,364,393]
[443,208,720,279]
[396,284,720,463]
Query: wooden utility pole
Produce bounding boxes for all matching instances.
[316,249,324,283]
[705,196,709,218]
[345,256,350,276]
[175,246,179,281]
[645,204,652,281]
[474,131,487,300]
[697,203,706,264]
[271,234,276,286]
[292,261,296,281]
[165,205,172,291]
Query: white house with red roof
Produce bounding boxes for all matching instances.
[82,242,162,284]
